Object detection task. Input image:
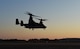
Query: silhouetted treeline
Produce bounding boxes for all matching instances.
[0,38,80,43]
[0,39,27,43]
[28,38,49,43]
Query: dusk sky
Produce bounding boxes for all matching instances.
[0,0,80,40]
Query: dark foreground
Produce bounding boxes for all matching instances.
[0,43,80,49]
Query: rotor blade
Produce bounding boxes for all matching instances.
[42,19,47,21]
[25,11,41,18]
[35,18,47,21]
[24,12,34,16]
[41,19,47,21]
[33,15,40,17]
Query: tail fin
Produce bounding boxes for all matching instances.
[20,20,24,26]
[16,19,19,25]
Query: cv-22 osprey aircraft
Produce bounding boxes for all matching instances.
[16,12,47,30]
